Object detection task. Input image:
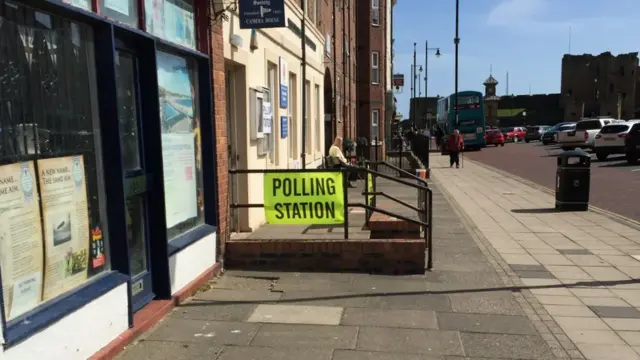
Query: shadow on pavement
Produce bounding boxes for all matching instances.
[511,208,560,214]
[181,278,640,307]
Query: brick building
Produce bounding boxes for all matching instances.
[314,0,358,151]
[561,52,640,121]
[356,0,394,153]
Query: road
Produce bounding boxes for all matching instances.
[465,141,640,223]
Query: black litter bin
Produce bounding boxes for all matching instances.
[555,150,591,211]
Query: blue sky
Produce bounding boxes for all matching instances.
[393,0,640,118]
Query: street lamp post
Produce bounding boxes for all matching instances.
[412,42,417,128]
[418,66,422,96]
[454,0,460,129]
[424,41,440,129]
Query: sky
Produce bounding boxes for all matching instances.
[393,0,640,118]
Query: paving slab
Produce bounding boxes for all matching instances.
[448,290,525,315]
[116,341,223,360]
[459,332,555,359]
[144,319,260,345]
[340,308,438,329]
[215,345,333,360]
[277,290,369,308]
[246,304,344,325]
[356,327,464,356]
[249,324,358,349]
[436,312,538,335]
[332,350,436,360]
[589,306,640,319]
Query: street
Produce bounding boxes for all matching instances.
[465,142,640,223]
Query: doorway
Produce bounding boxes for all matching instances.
[324,70,334,153]
[114,45,154,311]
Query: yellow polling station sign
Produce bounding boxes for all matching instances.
[263,171,345,224]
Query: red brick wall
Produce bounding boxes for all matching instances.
[317,0,358,143]
[210,22,228,260]
[356,0,388,148]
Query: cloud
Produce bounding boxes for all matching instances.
[486,0,630,34]
[487,0,546,27]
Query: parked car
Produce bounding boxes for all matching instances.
[593,120,640,160]
[541,122,575,144]
[625,122,640,164]
[484,129,505,146]
[557,117,622,151]
[501,127,526,142]
[524,125,551,143]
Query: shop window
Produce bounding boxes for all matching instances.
[156,51,204,240]
[100,0,138,27]
[63,0,92,10]
[145,0,196,49]
[0,5,109,321]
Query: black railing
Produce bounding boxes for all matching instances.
[229,165,434,270]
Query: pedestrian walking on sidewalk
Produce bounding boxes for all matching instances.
[447,129,464,168]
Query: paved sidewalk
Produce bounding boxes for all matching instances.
[116,182,558,360]
[431,154,640,360]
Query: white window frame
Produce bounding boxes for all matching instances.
[304,80,312,155]
[265,62,278,163]
[314,84,321,153]
[371,0,380,26]
[371,51,380,84]
[371,109,380,143]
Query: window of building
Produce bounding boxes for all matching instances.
[100,0,138,27]
[305,80,312,155]
[145,0,196,49]
[313,0,318,24]
[325,34,331,58]
[371,51,380,84]
[0,6,109,321]
[371,110,380,142]
[371,0,380,26]
[156,51,204,241]
[265,62,277,163]
[315,84,321,152]
[567,89,573,96]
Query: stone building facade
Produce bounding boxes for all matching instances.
[483,75,500,127]
[561,52,639,121]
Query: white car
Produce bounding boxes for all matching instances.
[594,120,640,160]
[558,117,624,150]
[554,123,576,143]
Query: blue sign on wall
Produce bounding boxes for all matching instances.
[280,83,288,109]
[280,116,288,138]
[238,0,286,29]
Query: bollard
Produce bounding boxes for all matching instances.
[415,169,427,224]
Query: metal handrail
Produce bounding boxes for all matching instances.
[228,165,434,270]
[367,160,429,187]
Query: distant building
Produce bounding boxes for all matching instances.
[561,52,640,121]
[483,75,500,127]
[409,96,440,129]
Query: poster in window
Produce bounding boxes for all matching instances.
[161,134,198,227]
[163,0,195,49]
[38,156,90,301]
[0,161,44,320]
[104,0,130,16]
[157,52,199,228]
[263,102,273,134]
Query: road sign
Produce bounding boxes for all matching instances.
[238,0,286,29]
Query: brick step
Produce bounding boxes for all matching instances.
[368,211,422,239]
[225,239,425,275]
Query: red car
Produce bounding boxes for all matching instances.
[485,129,505,146]
[501,127,526,142]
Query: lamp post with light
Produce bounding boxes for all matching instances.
[424,42,440,129]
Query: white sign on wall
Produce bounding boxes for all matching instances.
[279,57,288,109]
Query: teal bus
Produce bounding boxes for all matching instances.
[437,91,486,150]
